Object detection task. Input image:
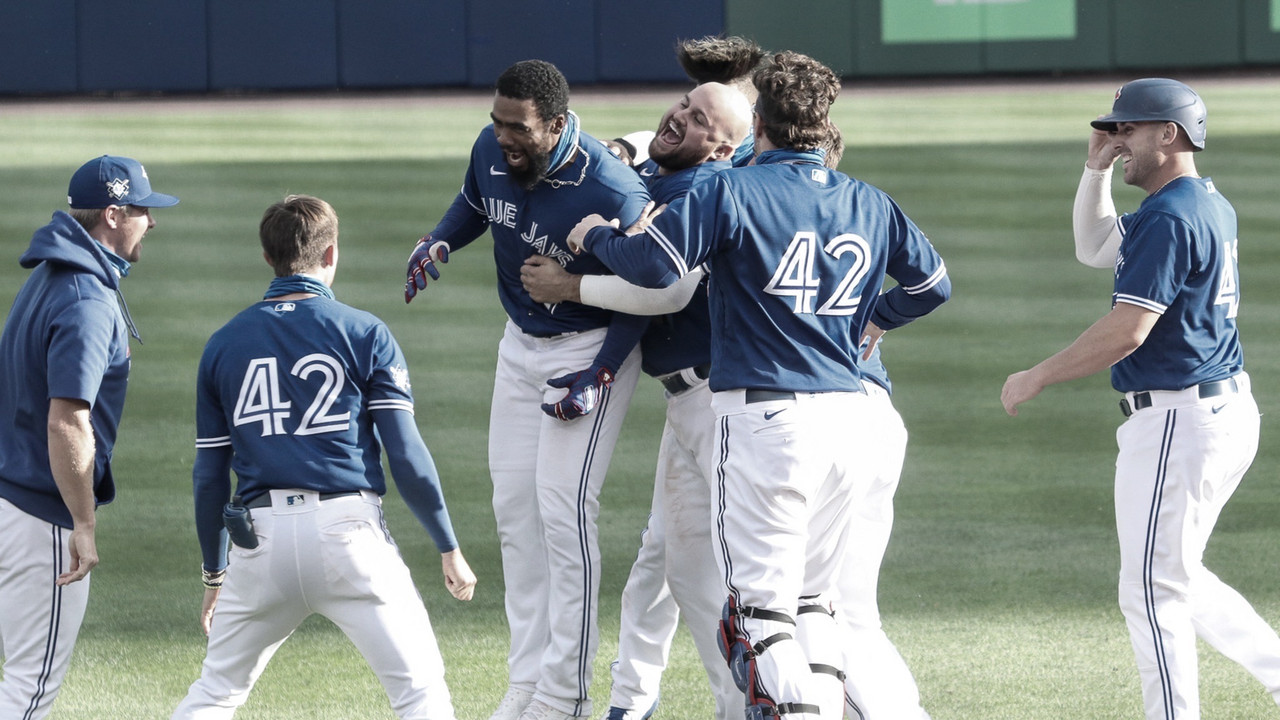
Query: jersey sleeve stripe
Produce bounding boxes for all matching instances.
[461,186,485,215]
[195,436,232,449]
[642,226,690,277]
[368,398,416,414]
[902,261,948,294]
[1114,294,1167,313]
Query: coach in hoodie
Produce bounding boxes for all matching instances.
[0,155,178,719]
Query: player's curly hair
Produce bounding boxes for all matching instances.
[822,120,844,169]
[752,51,840,153]
[260,194,339,277]
[496,59,570,122]
[675,35,767,85]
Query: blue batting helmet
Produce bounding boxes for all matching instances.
[1090,78,1207,151]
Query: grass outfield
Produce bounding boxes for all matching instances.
[2,75,1280,719]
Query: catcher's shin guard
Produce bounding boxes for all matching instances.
[796,596,845,720]
[717,597,821,719]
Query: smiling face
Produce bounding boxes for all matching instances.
[490,94,565,190]
[1110,121,1175,193]
[648,83,751,174]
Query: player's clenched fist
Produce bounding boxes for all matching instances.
[404,236,450,303]
[542,363,616,421]
[441,549,477,601]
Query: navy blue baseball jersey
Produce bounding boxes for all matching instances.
[431,117,651,337]
[195,296,415,498]
[583,149,950,393]
[1110,177,1243,393]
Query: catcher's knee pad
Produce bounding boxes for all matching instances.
[795,596,845,685]
[796,596,845,717]
[717,597,820,718]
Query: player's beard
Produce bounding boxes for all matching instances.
[510,148,553,191]
[650,143,705,174]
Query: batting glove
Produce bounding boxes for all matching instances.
[405,236,450,303]
[541,363,616,421]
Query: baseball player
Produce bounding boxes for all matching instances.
[569,52,951,720]
[1002,78,1280,719]
[403,60,650,720]
[520,81,754,720]
[171,195,476,720]
[0,155,178,719]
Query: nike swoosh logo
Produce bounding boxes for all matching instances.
[490,166,507,176]
[1211,403,1227,414]
[639,168,654,177]
[764,409,786,421]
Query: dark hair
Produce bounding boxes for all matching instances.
[675,35,767,85]
[259,194,338,276]
[822,121,844,169]
[495,59,569,122]
[752,51,840,153]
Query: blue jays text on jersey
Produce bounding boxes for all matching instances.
[1109,176,1242,393]
[582,149,950,393]
[430,120,651,338]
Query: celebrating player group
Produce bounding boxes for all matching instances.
[1,29,1277,720]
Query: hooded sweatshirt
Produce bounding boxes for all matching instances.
[0,211,130,527]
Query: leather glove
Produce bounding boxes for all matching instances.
[541,363,616,421]
[405,236,450,303]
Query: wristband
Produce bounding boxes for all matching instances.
[202,566,227,590]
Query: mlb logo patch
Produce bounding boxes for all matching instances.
[286,494,306,506]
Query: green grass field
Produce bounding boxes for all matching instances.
[2,75,1280,719]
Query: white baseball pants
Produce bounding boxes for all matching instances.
[0,499,91,720]
[171,490,454,720]
[836,382,930,720]
[608,378,743,719]
[488,322,640,718]
[1114,374,1280,720]
[712,389,874,720]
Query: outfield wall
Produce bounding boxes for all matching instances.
[0,0,1275,95]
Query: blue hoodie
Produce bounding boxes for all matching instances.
[0,211,130,527]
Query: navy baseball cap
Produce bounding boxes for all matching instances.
[67,155,180,209]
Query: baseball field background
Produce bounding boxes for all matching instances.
[1,74,1279,719]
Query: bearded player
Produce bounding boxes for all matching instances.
[522,81,754,720]
[570,52,951,720]
[405,59,650,720]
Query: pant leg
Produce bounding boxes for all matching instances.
[836,390,930,720]
[609,468,678,713]
[0,501,90,720]
[1180,393,1280,702]
[310,495,456,720]
[663,382,744,720]
[489,325,553,695]
[171,511,309,719]
[531,332,641,717]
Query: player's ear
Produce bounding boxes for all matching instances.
[549,114,567,136]
[710,142,734,162]
[322,242,338,269]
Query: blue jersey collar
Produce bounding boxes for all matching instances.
[756,148,827,167]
